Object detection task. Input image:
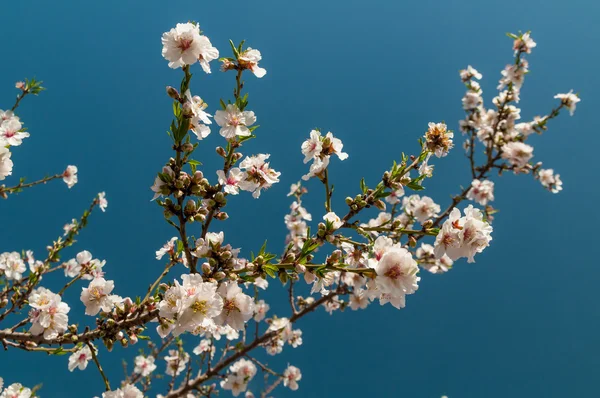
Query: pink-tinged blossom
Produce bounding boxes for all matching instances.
[161,23,218,71]
[133,355,157,377]
[513,32,536,55]
[467,179,495,206]
[214,104,256,140]
[0,147,13,180]
[402,195,440,223]
[283,366,302,391]
[164,349,189,376]
[302,156,329,181]
[62,165,78,188]
[238,154,280,198]
[0,119,29,146]
[217,168,243,195]
[68,345,94,371]
[538,168,563,193]
[460,65,482,82]
[0,383,32,398]
[0,252,26,281]
[253,299,270,322]
[28,287,70,339]
[97,192,108,212]
[501,142,533,168]
[434,205,493,263]
[156,237,178,260]
[374,248,420,297]
[301,130,323,163]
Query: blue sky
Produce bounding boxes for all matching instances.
[1,0,599,397]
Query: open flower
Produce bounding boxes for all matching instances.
[214,104,256,140]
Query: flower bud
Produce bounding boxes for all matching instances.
[422,220,433,229]
[214,271,226,280]
[295,263,306,273]
[215,212,229,221]
[228,273,238,281]
[166,86,180,99]
[345,197,354,205]
[408,236,417,247]
[374,200,386,210]
[201,262,212,274]
[216,147,227,157]
[182,143,194,152]
[278,270,289,285]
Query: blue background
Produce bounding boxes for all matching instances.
[1,0,598,397]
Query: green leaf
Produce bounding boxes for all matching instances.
[229,39,240,59]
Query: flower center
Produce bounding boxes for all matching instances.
[191,299,208,314]
[384,264,403,280]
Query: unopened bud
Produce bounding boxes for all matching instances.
[408,236,417,247]
[201,263,212,274]
[216,147,227,157]
[214,271,226,280]
[345,197,353,205]
[295,263,306,273]
[278,270,289,285]
[182,143,194,152]
[215,211,229,221]
[422,220,434,229]
[374,200,386,210]
[166,86,180,99]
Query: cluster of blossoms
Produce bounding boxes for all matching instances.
[467,179,495,206]
[0,24,580,398]
[301,129,348,180]
[63,250,106,279]
[28,287,70,339]
[220,359,257,396]
[0,252,27,281]
[458,32,579,198]
[0,379,32,398]
[434,205,493,263]
[158,274,254,337]
[261,317,303,355]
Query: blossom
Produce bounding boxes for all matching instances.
[102,385,143,398]
[402,195,440,223]
[151,166,174,200]
[214,104,256,140]
[97,192,108,212]
[554,90,580,116]
[323,212,343,230]
[28,287,70,339]
[0,383,32,398]
[238,48,267,78]
[385,186,405,205]
[174,277,223,335]
[253,299,270,322]
[215,282,255,330]
[0,119,29,146]
[302,156,329,181]
[0,147,13,180]
[63,165,78,188]
[156,237,178,260]
[513,32,536,54]
[192,231,224,258]
[133,355,157,377]
[374,248,420,296]
[238,154,281,198]
[220,374,248,397]
[68,345,94,371]
[434,205,493,263]
[164,349,189,376]
[217,168,243,195]
[161,23,218,71]
[418,153,434,177]
[185,90,212,139]
[349,288,370,310]
[425,122,453,157]
[301,130,323,163]
[283,365,302,391]
[0,252,26,280]
[323,131,348,160]
[538,169,563,193]
[416,243,453,274]
[467,179,495,205]
[80,278,121,316]
[501,142,533,168]
[460,65,482,82]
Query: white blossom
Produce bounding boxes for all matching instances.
[214,104,256,140]
[80,278,121,316]
[0,147,13,180]
[63,165,78,188]
[68,345,94,371]
[134,355,157,377]
[283,365,302,391]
